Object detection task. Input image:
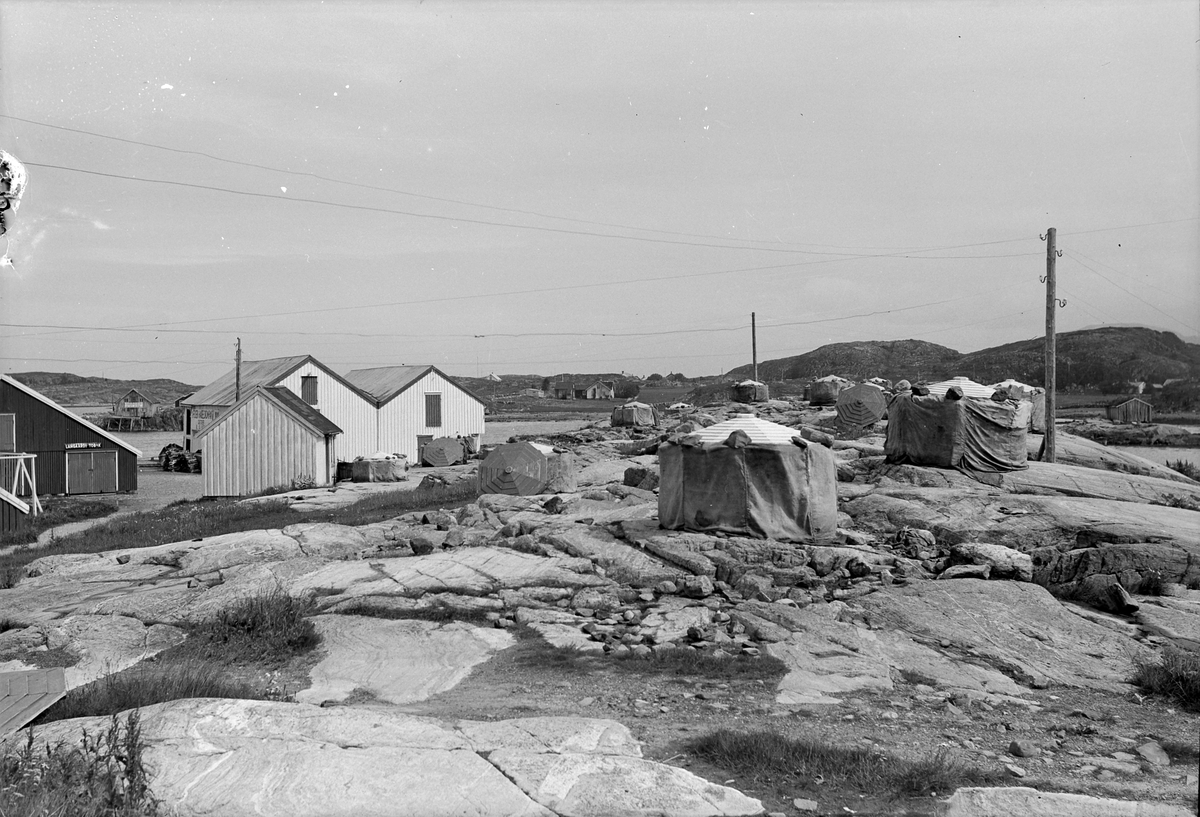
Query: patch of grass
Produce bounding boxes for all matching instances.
[0,711,159,816]
[335,598,498,625]
[190,588,320,666]
[1159,492,1200,512]
[32,658,261,725]
[1131,646,1200,711]
[1168,459,1199,481]
[610,646,788,682]
[0,496,119,549]
[687,729,1000,799]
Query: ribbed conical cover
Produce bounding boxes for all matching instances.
[925,376,995,399]
[689,414,801,444]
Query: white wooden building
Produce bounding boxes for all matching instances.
[196,386,341,497]
[180,355,376,462]
[346,365,486,462]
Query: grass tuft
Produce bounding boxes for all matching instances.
[32,658,261,725]
[610,646,788,682]
[688,728,999,799]
[190,588,320,665]
[1,711,161,816]
[0,496,119,549]
[1131,646,1200,711]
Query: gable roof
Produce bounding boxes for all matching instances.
[181,355,369,407]
[119,388,152,402]
[0,375,142,457]
[344,365,487,408]
[194,385,342,441]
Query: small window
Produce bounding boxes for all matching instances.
[301,376,318,405]
[0,414,14,453]
[425,393,442,427]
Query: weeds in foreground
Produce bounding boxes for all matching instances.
[1,711,160,816]
[610,646,788,682]
[1168,459,1199,481]
[0,496,119,549]
[190,588,320,666]
[1131,646,1200,712]
[32,658,261,725]
[688,729,999,799]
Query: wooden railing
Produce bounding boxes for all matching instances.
[0,453,41,516]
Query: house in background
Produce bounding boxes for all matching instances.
[345,365,486,462]
[550,382,574,400]
[584,381,616,400]
[179,355,375,460]
[1106,396,1153,424]
[114,388,157,417]
[196,386,342,497]
[0,374,140,519]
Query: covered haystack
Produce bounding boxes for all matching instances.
[612,401,660,427]
[886,393,1030,472]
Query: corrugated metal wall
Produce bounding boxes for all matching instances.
[201,394,329,497]
[376,370,485,461]
[0,382,138,495]
[274,363,377,462]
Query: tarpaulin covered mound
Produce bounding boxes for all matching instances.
[351,453,409,482]
[885,393,1031,473]
[729,380,769,403]
[808,376,849,406]
[611,401,660,428]
[478,441,576,496]
[422,437,464,467]
[659,415,838,543]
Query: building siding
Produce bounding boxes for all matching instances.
[376,370,485,461]
[0,381,138,496]
[201,394,331,497]
[274,363,376,462]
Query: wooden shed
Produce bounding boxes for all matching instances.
[114,388,157,417]
[0,374,140,499]
[345,365,486,463]
[196,386,341,497]
[181,355,375,461]
[1106,397,1153,424]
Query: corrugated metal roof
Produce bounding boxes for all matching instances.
[344,365,430,403]
[0,667,66,736]
[690,414,803,444]
[925,376,995,399]
[262,387,343,435]
[181,355,312,407]
[0,375,142,457]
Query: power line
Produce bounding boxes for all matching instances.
[1061,251,1196,333]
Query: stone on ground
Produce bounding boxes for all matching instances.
[944,786,1193,816]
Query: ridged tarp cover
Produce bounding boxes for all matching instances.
[925,376,996,399]
[885,393,1031,472]
[658,421,838,543]
[611,402,660,427]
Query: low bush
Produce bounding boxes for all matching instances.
[1168,459,1199,481]
[1132,646,1200,711]
[190,588,320,665]
[688,728,999,798]
[32,658,261,725]
[1,711,160,816]
[610,646,788,682]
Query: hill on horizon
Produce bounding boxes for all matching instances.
[725,327,1200,389]
[7,372,200,407]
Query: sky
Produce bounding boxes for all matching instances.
[0,0,1197,386]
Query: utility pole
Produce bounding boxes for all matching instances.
[235,338,242,402]
[1044,228,1057,463]
[751,312,758,382]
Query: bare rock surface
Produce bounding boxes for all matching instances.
[1027,432,1195,484]
[297,615,514,705]
[854,580,1142,691]
[998,461,1200,507]
[1135,596,1200,651]
[28,699,760,817]
[943,785,1193,816]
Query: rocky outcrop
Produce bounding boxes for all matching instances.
[1028,432,1195,484]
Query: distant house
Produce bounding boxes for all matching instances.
[114,388,157,417]
[550,382,575,400]
[522,388,545,398]
[345,365,486,462]
[197,386,342,497]
[584,381,616,400]
[1106,397,1153,425]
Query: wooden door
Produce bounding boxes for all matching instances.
[67,450,118,494]
[416,435,433,465]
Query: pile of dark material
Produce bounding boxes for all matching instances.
[158,444,202,473]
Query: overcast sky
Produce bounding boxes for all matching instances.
[1,0,1196,385]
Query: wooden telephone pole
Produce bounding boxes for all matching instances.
[751,312,758,382]
[1044,229,1057,463]
[235,338,242,402]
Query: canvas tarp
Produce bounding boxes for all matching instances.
[885,393,1031,472]
[351,455,409,482]
[612,402,660,427]
[808,380,844,406]
[730,380,769,403]
[658,431,838,543]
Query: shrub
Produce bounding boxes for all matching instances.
[1131,646,1200,711]
[0,711,160,816]
[1168,459,1199,481]
[192,588,319,665]
[32,658,261,725]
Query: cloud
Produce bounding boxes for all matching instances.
[92,220,111,230]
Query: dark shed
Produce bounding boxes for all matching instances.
[0,374,140,497]
[1105,397,1153,425]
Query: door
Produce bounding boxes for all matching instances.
[67,450,118,494]
[416,435,434,465]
